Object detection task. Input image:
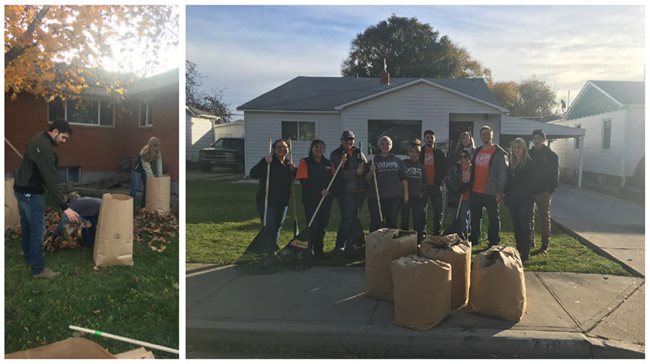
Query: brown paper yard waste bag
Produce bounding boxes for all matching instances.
[469,245,527,321]
[365,228,417,301]
[391,255,452,330]
[93,193,134,267]
[419,233,472,310]
[5,337,154,359]
[145,176,170,214]
[5,178,20,231]
[5,338,115,359]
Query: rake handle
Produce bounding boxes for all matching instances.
[5,137,23,159]
[264,138,271,227]
[372,157,384,223]
[308,158,345,228]
[69,325,179,355]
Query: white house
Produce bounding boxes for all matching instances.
[550,80,645,190]
[186,105,219,162]
[237,76,511,174]
[214,120,245,141]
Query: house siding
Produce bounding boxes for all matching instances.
[214,121,244,141]
[550,108,640,184]
[243,112,341,175]
[341,82,501,155]
[186,113,215,162]
[5,87,179,189]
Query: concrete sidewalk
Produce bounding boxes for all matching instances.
[187,265,644,358]
[551,183,645,276]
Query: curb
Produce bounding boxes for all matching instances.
[187,320,594,359]
[552,219,644,278]
[186,264,227,276]
[587,337,645,359]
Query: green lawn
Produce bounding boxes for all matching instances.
[187,180,630,276]
[5,193,179,358]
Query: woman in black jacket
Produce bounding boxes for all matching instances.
[504,137,537,262]
[296,140,335,258]
[249,139,296,246]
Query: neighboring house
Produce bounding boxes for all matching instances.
[550,80,645,190]
[237,76,509,174]
[5,68,180,192]
[214,121,244,141]
[186,105,219,162]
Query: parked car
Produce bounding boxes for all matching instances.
[199,137,245,172]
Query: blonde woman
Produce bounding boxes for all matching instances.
[449,131,476,164]
[504,137,538,262]
[130,136,163,208]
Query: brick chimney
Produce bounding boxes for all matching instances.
[380,58,390,85]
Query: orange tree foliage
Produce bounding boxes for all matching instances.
[4,5,178,101]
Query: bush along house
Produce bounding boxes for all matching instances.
[5,68,180,193]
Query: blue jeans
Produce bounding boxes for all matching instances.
[304,198,333,252]
[81,214,99,247]
[129,171,147,208]
[257,204,288,246]
[470,192,501,246]
[368,197,402,232]
[459,199,471,238]
[15,192,46,275]
[335,191,361,249]
[509,198,534,261]
[401,195,426,241]
[425,186,444,235]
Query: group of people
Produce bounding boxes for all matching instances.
[13,118,164,279]
[250,126,559,262]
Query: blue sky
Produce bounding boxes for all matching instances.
[186,5,645,115]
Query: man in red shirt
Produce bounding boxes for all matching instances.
[418,130,447,236]
[469,126,508,247]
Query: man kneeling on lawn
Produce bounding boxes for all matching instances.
[13,118,81,279]
[60,192,101,247]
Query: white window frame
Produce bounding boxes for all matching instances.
[47,97,116,127]
[281,121,316,141]
[139,100,153,127]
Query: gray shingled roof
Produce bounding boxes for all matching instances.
[590,80,645,105]
[237,77,502,112]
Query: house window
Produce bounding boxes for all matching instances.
[48,98,115,126]
[368,119,422,156]
[602,119,611,149]
[575,124,581,149]
[47,99,65,121]
[139,100,153,127]
[56,166,81,184]
[281,121,315,141]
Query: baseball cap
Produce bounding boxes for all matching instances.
[341,130,355,139]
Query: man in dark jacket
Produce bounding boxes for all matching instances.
[13,118,80,279]
[529,129,559,252]
[330,130,366,256]
[419,130,447,236]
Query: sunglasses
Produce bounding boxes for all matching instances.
[276,145,288,150]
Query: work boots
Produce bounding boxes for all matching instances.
[540,239,550,253]
[33,267,61,279]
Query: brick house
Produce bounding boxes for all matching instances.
[5,68,179,192]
